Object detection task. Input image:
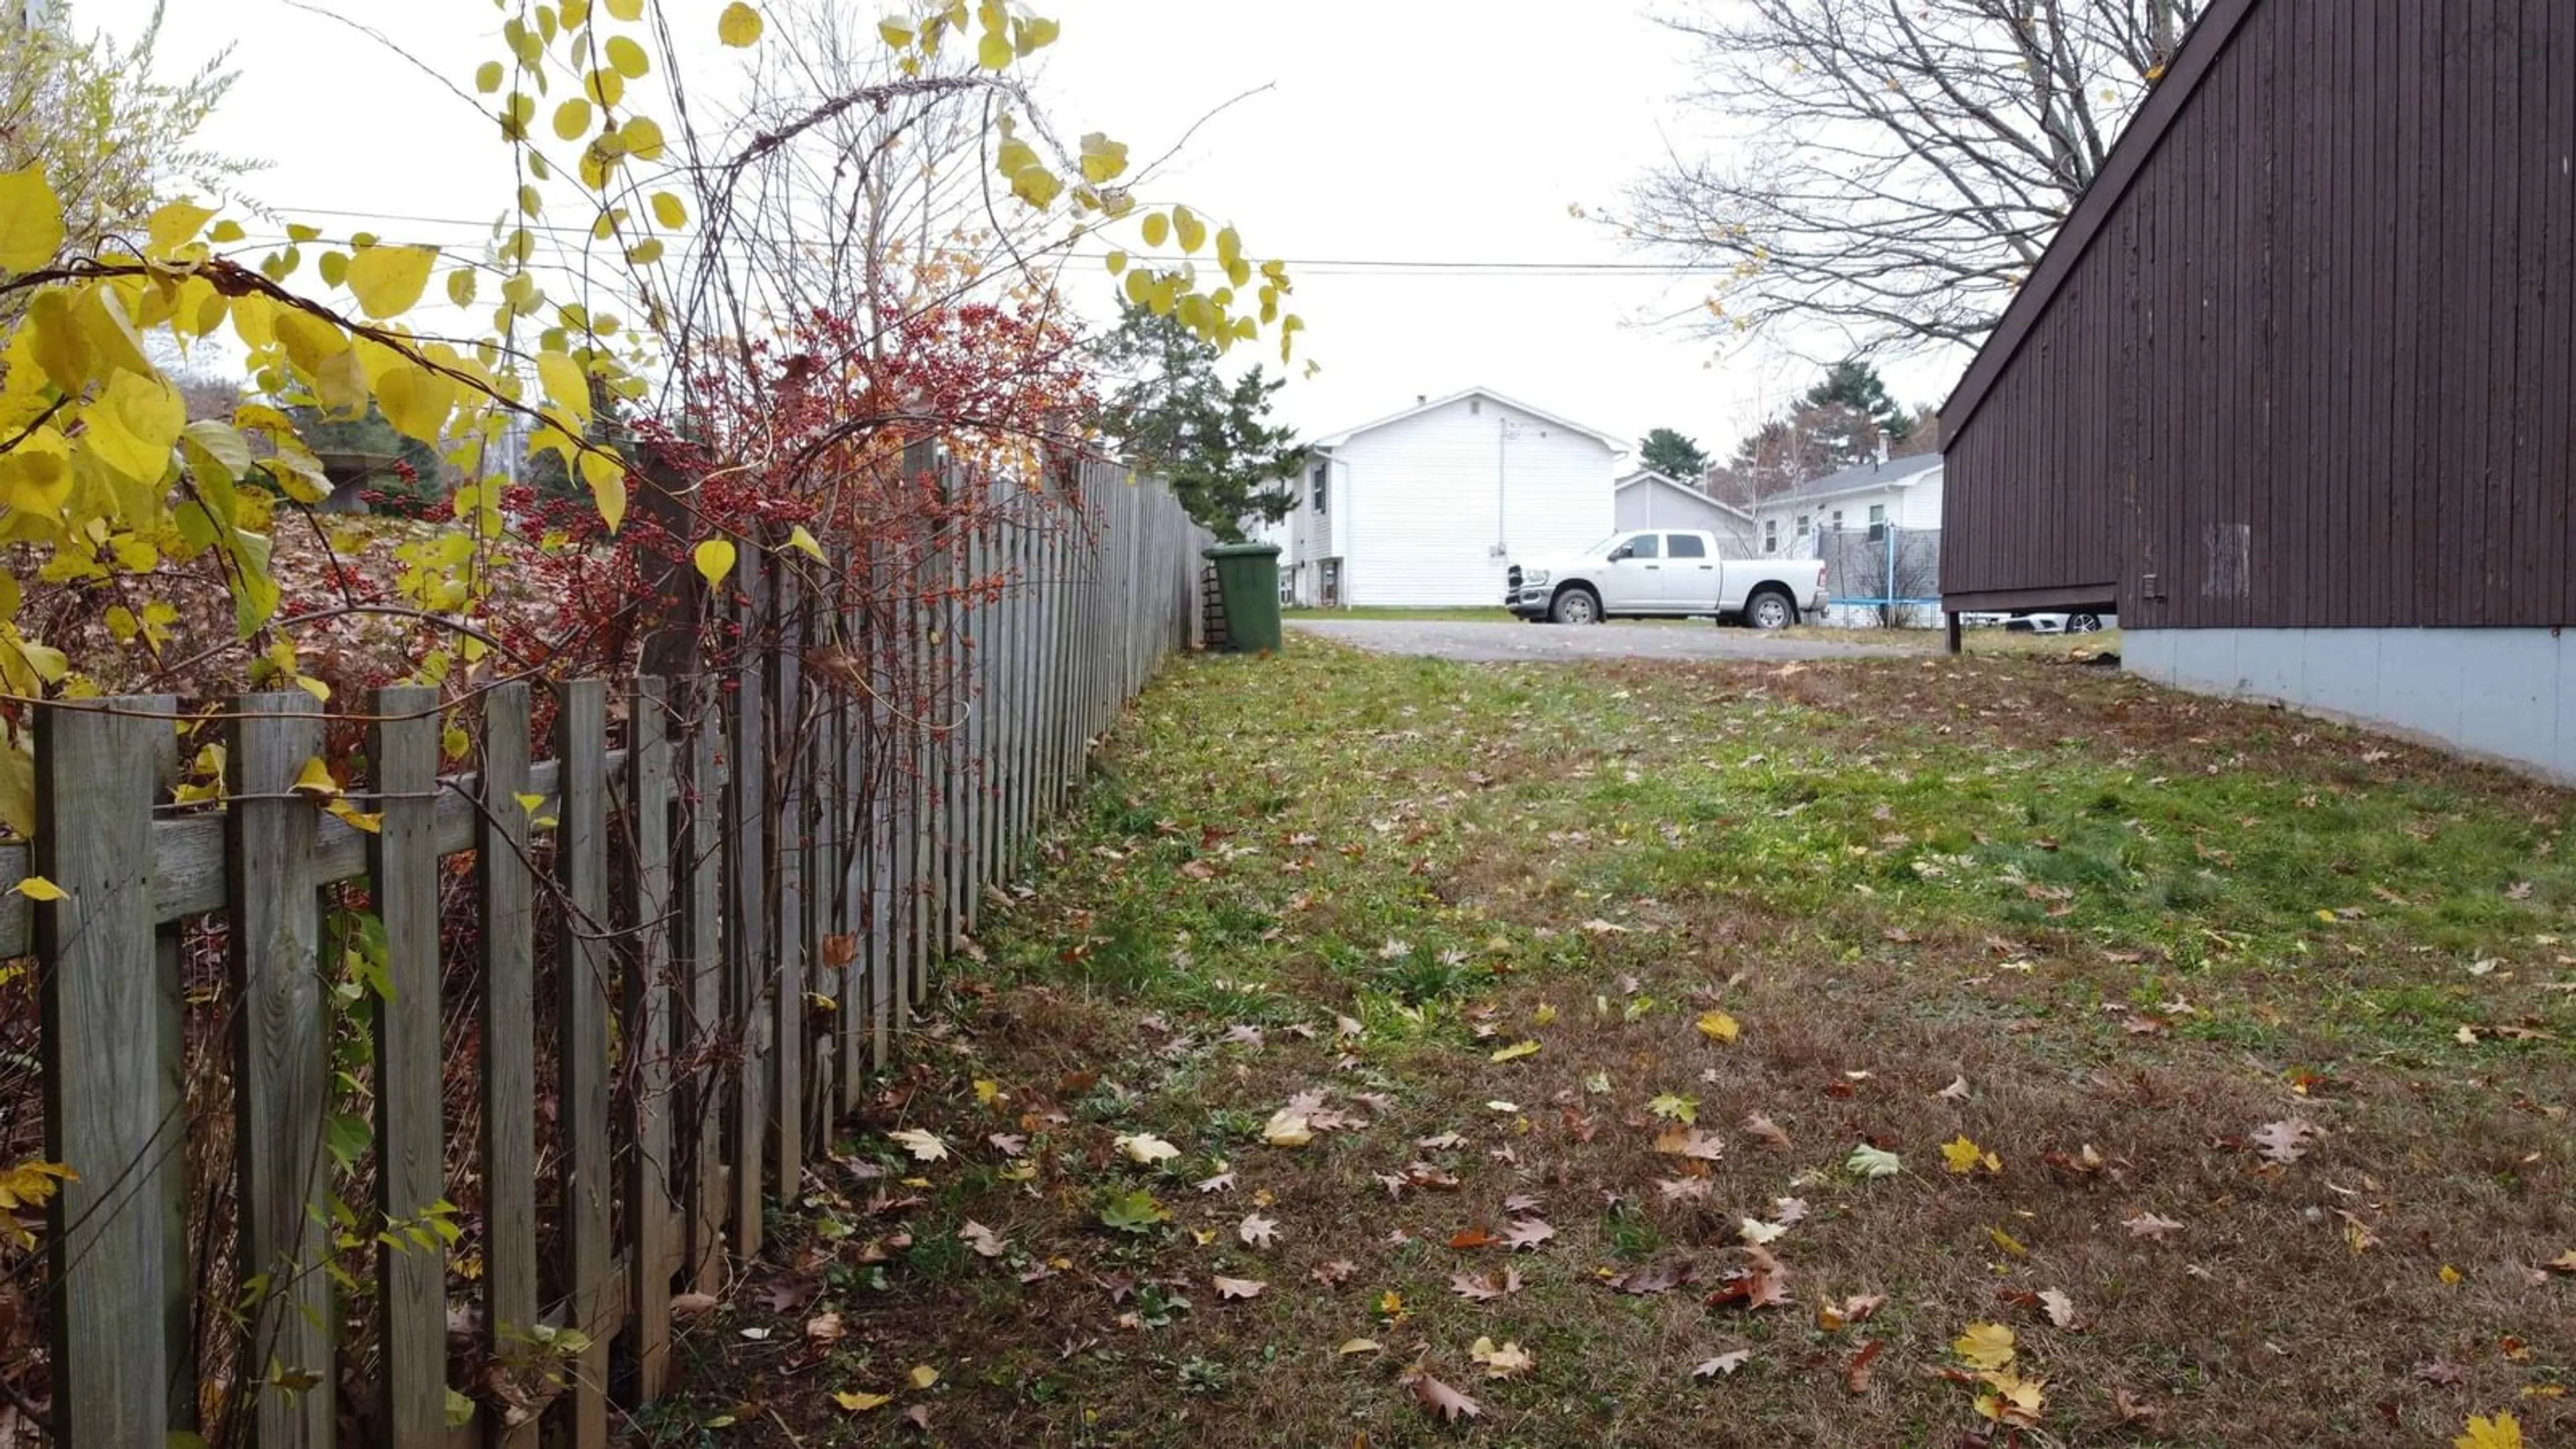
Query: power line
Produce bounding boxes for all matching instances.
[252,202,1717,278]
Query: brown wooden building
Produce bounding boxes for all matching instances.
[1941,0,2576,775]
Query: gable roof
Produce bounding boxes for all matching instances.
[1940,0,2263,437]
[1615,468,1753,521]
[1761,452,1943,508]
[1315,386,1629,453]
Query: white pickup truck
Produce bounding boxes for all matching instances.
[1503,529,1829,629]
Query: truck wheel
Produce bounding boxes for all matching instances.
[1746,588,1796,631]
[1550,586,1601,625]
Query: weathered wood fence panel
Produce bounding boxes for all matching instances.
[13,460,1209,1446]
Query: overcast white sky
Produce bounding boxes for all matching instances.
[80,0,1970,462]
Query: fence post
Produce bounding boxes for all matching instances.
[36,694,178,1449]
[620,674,678,1399]
[476,682,539,1448]
[552,678,612,1449]
[368,685,447,1444]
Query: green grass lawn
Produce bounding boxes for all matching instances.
[656,641,2573,1448]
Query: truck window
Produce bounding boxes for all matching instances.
[1666,533,1707,558]
[1622,533,1660,559]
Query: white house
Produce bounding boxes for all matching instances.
[1614,469,1756,555]
[1752,453,1943,559]
[1267,387,1625,608]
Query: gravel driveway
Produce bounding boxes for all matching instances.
[1285,618,1914,663]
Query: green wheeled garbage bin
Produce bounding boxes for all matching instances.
[1203,542,1283,654]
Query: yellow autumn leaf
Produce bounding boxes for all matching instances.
[553,97,594,142]
[290,757,341,797]
[1173,205,1207,253]
[907,1365,938,1389]
[832,1389,891,1412]
[693,539,738,589]
[1140,211,1170,248]
[1489,1040,1539,1063]
[345,245,437,319]
[651,191,688,229]
[2455,1413,2522,1449]
[0,164,66,271]
[786,525,826,562]
[605,36,649,77]
[536,351,593,426]
[1696,1009,1740,1043]
[145,200,216,255]
[580,449,628,532]
[1953,1322,2015,1371]
[606,0,643,17]
[475,60,505,94]
[1942,1134,2000,1175]
[13,876,68,902]
[1336,1338,1382,1356]
[978,30,1012,69]
[716,2,763,46]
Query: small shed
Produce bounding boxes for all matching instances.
[1940,0,2576,777]
[1613,470,1754,552]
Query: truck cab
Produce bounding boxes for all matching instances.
[1504,529,1828,629]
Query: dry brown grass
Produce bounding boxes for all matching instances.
[645,643,2574,1449]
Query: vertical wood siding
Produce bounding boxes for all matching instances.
[1943,0,2575,629]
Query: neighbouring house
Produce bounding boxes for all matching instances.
[1267,386,1626,608]
[1940,0,2576,780]
[1614,468,1756,555]
[1752,453,1944,559]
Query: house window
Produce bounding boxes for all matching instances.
[1666,533,1707,559]
[1311,462,1329,515]
[1764,520,1778,554]
[1469,397,1482,417]
[1868,504,1886,525]
[1829,510,1843,530]
[1796,514,1811,538]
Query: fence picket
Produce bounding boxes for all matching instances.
[621,676,678,1398]
[37,695,178,1449]
[476,682,540,1449]
[724,555,769,1258]
[769,562,804,1199]
[225,693,335,1449]
[553,679,613,1448]
[680,678,728,1292]
[368,686,447,1445]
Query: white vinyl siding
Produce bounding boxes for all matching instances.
[1329,396,1616,606]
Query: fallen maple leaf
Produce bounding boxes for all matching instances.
[2416,1360,2471,1387]
[1693,1349,1752,1377]
[1193,1169,1236,1195]
[1844,1338,1885,1393]
[987,1132,1028,1158]
[1845,1144,1902,1179]
[957,1221,1006,1258]
[1312,1258,1358,1287]
[1416,1132,1467,1150]
[1975,1367,2047,1428]
[1448,1264,1523,1300]
[1261,1110,1313,1148]
[2456,1413,2524,1449]
[806,1311,845,1343]
[1113,1132,1181,1165]
[1739,1217,1788,1247]
[1953,1322,2017,1371]
[1238,1213,1279,1248]
[2039,1287,2080,1329]
[888,1128,948,1163]
[1471,1336,1535,1379]
[1941,1135,2002,1175]
[1408,1367,1484,1422]
[1648,1092,1700,1124]
[1212,1275,1266,1300]
[2112,1387,2159,1423]
[2251,1118,2319,1165]
[2123,1211,2185,1240]
[1657,1177,1714,1203]
[1743,1112,1792,1148]
[1606,1259,1695,1295]
[1503,1216,1556,1250]
[1696,1009,1741,1044]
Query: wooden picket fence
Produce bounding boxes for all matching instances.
[0,464,1210,1446]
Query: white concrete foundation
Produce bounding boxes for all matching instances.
[2124,628,2576,783]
